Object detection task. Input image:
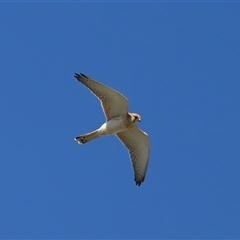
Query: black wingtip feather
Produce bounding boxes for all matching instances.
[135,177,145,186]
[74,72,89,79]
[80,73,89,78]
[135,180,143,186]
[74,73,80,81]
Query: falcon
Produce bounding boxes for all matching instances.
[74,73,150,186]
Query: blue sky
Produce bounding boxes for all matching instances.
[1,2,240,239]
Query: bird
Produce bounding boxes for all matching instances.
[74,73,150,186]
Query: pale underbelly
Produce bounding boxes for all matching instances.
[99,118,127,135]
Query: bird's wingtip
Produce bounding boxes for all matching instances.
[74,73,79,78]
[135,178,144,186]
[74,72,89,79]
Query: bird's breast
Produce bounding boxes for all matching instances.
[99,116,127,135]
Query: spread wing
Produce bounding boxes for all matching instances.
[116,126,150,186]
[74,73,128,120]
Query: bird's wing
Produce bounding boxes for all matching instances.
[74,73,129,120]
[116,126,150,186]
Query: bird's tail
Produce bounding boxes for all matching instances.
[74,129,100,144]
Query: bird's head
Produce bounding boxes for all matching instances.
[129,113,141,124]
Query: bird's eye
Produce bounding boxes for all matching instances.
[135,116,141,122]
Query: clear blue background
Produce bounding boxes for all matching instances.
[1,2,240,239]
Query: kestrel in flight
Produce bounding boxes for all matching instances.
[74,73,150,186]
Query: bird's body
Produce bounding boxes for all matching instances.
[99,115,129,135]
[74,73,150,186]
